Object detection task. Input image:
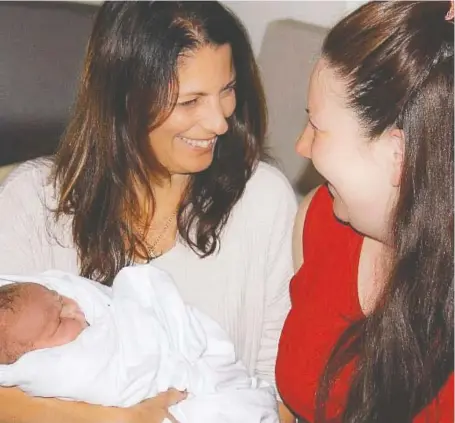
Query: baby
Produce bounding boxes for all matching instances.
[0,265,279,423]
[0,282,88,365]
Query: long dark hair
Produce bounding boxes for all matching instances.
[52,1,267,284]
[315,2,454,422]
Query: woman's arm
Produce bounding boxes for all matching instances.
[0,388,123,423]
[0,387,185,423]
[0,160,60,274]
[253,173,297,384]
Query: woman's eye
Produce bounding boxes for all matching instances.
[224,84,236,94]
[309,121,319,132]
[178,98,198,107]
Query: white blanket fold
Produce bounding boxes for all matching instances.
[0,265,278,422]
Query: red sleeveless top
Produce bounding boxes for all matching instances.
[276,185,454,422]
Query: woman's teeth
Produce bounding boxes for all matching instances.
[179,136,217,148]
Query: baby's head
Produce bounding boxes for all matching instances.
[0,282,88,364]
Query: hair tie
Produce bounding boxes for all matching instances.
[446,0,454,22]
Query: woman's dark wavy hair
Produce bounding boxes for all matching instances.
[52,1,267,284]
[314,2,454,422]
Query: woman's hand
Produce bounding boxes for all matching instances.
[0,386,186,423]
[123,389,187,423]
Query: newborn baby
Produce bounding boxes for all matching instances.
[0,282,88,364]
[0,265,278,423]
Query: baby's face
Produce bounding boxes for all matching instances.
[12,283,88,351]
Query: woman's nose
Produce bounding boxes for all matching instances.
[295,123,313,159]
[201,99,230,136]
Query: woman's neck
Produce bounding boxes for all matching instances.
[358,236,393,315]
[131,173,190,262]
[137,173,189,220]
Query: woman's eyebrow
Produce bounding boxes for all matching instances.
[179,77,237,98]
[224,77,237,88]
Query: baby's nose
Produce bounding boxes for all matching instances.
[61,297,87,324]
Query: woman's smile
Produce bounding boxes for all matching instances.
[177,135,218,150]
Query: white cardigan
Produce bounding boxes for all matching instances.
[0,158,297,388]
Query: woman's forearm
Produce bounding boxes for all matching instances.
[278,401,296,423]
[0,388,125,423]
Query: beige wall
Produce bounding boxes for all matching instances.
[223,1,366,55]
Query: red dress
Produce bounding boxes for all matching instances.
[276,185,454,422]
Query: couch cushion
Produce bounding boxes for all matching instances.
[258,19,327,196]
[0,1,98,166]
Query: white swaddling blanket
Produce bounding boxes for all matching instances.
[0,265,278,422]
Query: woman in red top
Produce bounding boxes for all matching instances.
[276,2,454,422]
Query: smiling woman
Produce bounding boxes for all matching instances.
[0,2,297,423]
[51,1,270,272]
[149,44,237,175]
[277,1,453,422]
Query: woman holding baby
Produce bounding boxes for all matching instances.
[0,1,454,423]
[0,1,297,422]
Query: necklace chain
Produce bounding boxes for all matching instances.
[145,211,177,259]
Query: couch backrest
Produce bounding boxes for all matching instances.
[0,1,98,165]
[257,19,327,196]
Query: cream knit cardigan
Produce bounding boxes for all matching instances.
[0,158,297,389]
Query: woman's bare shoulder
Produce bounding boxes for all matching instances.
[292,186,321,272]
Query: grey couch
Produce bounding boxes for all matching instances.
[258,19,327,196]
[0,1,97,166]
[0,1,326,194]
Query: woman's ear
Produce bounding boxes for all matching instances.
[388,128,405,187]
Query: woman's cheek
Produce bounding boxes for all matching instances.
[310,141,334,184]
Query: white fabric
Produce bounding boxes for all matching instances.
[0,265,278,422]
[0,158,297,389]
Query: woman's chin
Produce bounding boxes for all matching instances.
[172,157,215,175]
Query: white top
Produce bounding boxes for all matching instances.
[0,266,278,422]
[0,158,297,388]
